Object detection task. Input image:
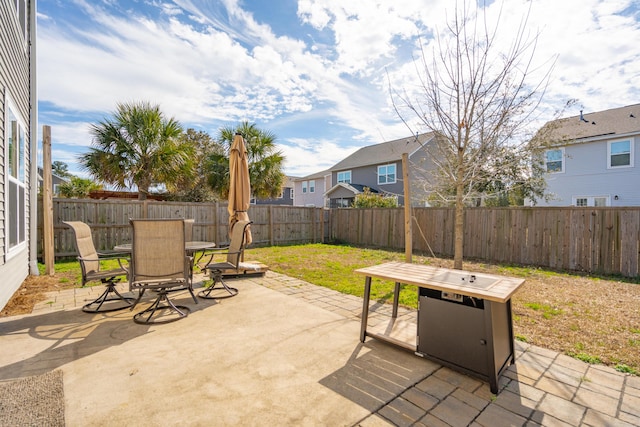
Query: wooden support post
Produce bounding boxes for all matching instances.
[269,205,274,246]
[42,125,55,275]
[402,153,412,263]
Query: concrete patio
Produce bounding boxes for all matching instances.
[1,271,639,426]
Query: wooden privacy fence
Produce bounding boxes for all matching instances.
[40,200,640,277]
[330,207,640,277]
[41,198,328,258]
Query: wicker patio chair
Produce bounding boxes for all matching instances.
[63,221,134,313]
[128,219,194,324]
[199,220,253,300]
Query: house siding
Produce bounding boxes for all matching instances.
[294,174,328,207]
[254,186,294,205]
[0,0,33,310]
[543,137,640,206]
[332,161,406,205]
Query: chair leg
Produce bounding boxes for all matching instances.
[198,270,239,300]
[133,289,190,324]
[187,283,198,304]
[82,280,135,313]
[130,288,146,311]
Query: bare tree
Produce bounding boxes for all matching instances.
[391,1,558,269]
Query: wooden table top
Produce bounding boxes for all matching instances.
[354,262,525,303]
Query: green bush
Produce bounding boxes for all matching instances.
[353,187,398,208]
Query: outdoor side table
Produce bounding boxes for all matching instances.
[355,262,526,394]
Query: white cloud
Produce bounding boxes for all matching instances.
[278,138,360,177]
[37,0,640,179]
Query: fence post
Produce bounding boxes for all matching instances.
[269,205,274,246]
[42,125,55,275]
[403,153,412,262]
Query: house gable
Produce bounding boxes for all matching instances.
[536,104,640,207]
[328,132,435,207]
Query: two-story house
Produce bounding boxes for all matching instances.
[252,175,297,206]
[1,0,38,310]
[534,104,640,207]
[323,132,436,208]
[37,167,69,196]
[293,170,331,207]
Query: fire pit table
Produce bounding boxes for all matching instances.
[355,262,526,394]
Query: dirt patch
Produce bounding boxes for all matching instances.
[511,272,640,371]
[0,272,79,318]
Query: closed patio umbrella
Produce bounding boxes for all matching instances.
[228,133,252,245]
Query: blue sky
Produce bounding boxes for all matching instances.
[37,0,640,179]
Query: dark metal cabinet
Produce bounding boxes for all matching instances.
[417,288,513,392]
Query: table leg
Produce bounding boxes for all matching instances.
[360,276,372,342]
[392,281,400,318]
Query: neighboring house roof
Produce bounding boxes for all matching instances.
[543,103,640,143]
[324,182,379,198]
[330,132,434,171]
[295,169,330,181]
[283,175,299,187]
[88,190,168,200]
[37,166,70,187]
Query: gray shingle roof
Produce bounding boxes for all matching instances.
[324,182,379,197]
[543,104,640,142]
[330,132,434,171]
[294,169,329,181]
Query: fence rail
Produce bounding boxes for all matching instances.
[39,200,640,277]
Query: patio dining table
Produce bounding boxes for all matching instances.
[114,241,217,273]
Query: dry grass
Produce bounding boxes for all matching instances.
[2,245,640,375]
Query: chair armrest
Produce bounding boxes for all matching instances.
[97,251,130,259]
[81,253,130,273]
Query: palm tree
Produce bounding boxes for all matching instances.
[58,177,103,198]
[81,101,194,200]
[206,121,285,199]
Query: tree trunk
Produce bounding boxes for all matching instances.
[137,180,150,200]
[454,150,465,270]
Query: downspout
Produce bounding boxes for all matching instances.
[28,0,39,275]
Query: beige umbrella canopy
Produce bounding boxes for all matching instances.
[228,133,252,245]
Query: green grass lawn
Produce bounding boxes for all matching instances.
[248,243,441,308]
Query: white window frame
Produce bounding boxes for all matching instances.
[309,180,315,193]
[302,181,307,193]
[572,196,610,207]
[289,188,294,199]
[377,163,397,185]
[5,94,28,257]
[607,139,634,169]
[545,148,564,173]
[337,170,351,184]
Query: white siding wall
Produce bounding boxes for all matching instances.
[293,178,325,207]
[0,251,28,309]
[542,136,640,206]
[0,0,33,311]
